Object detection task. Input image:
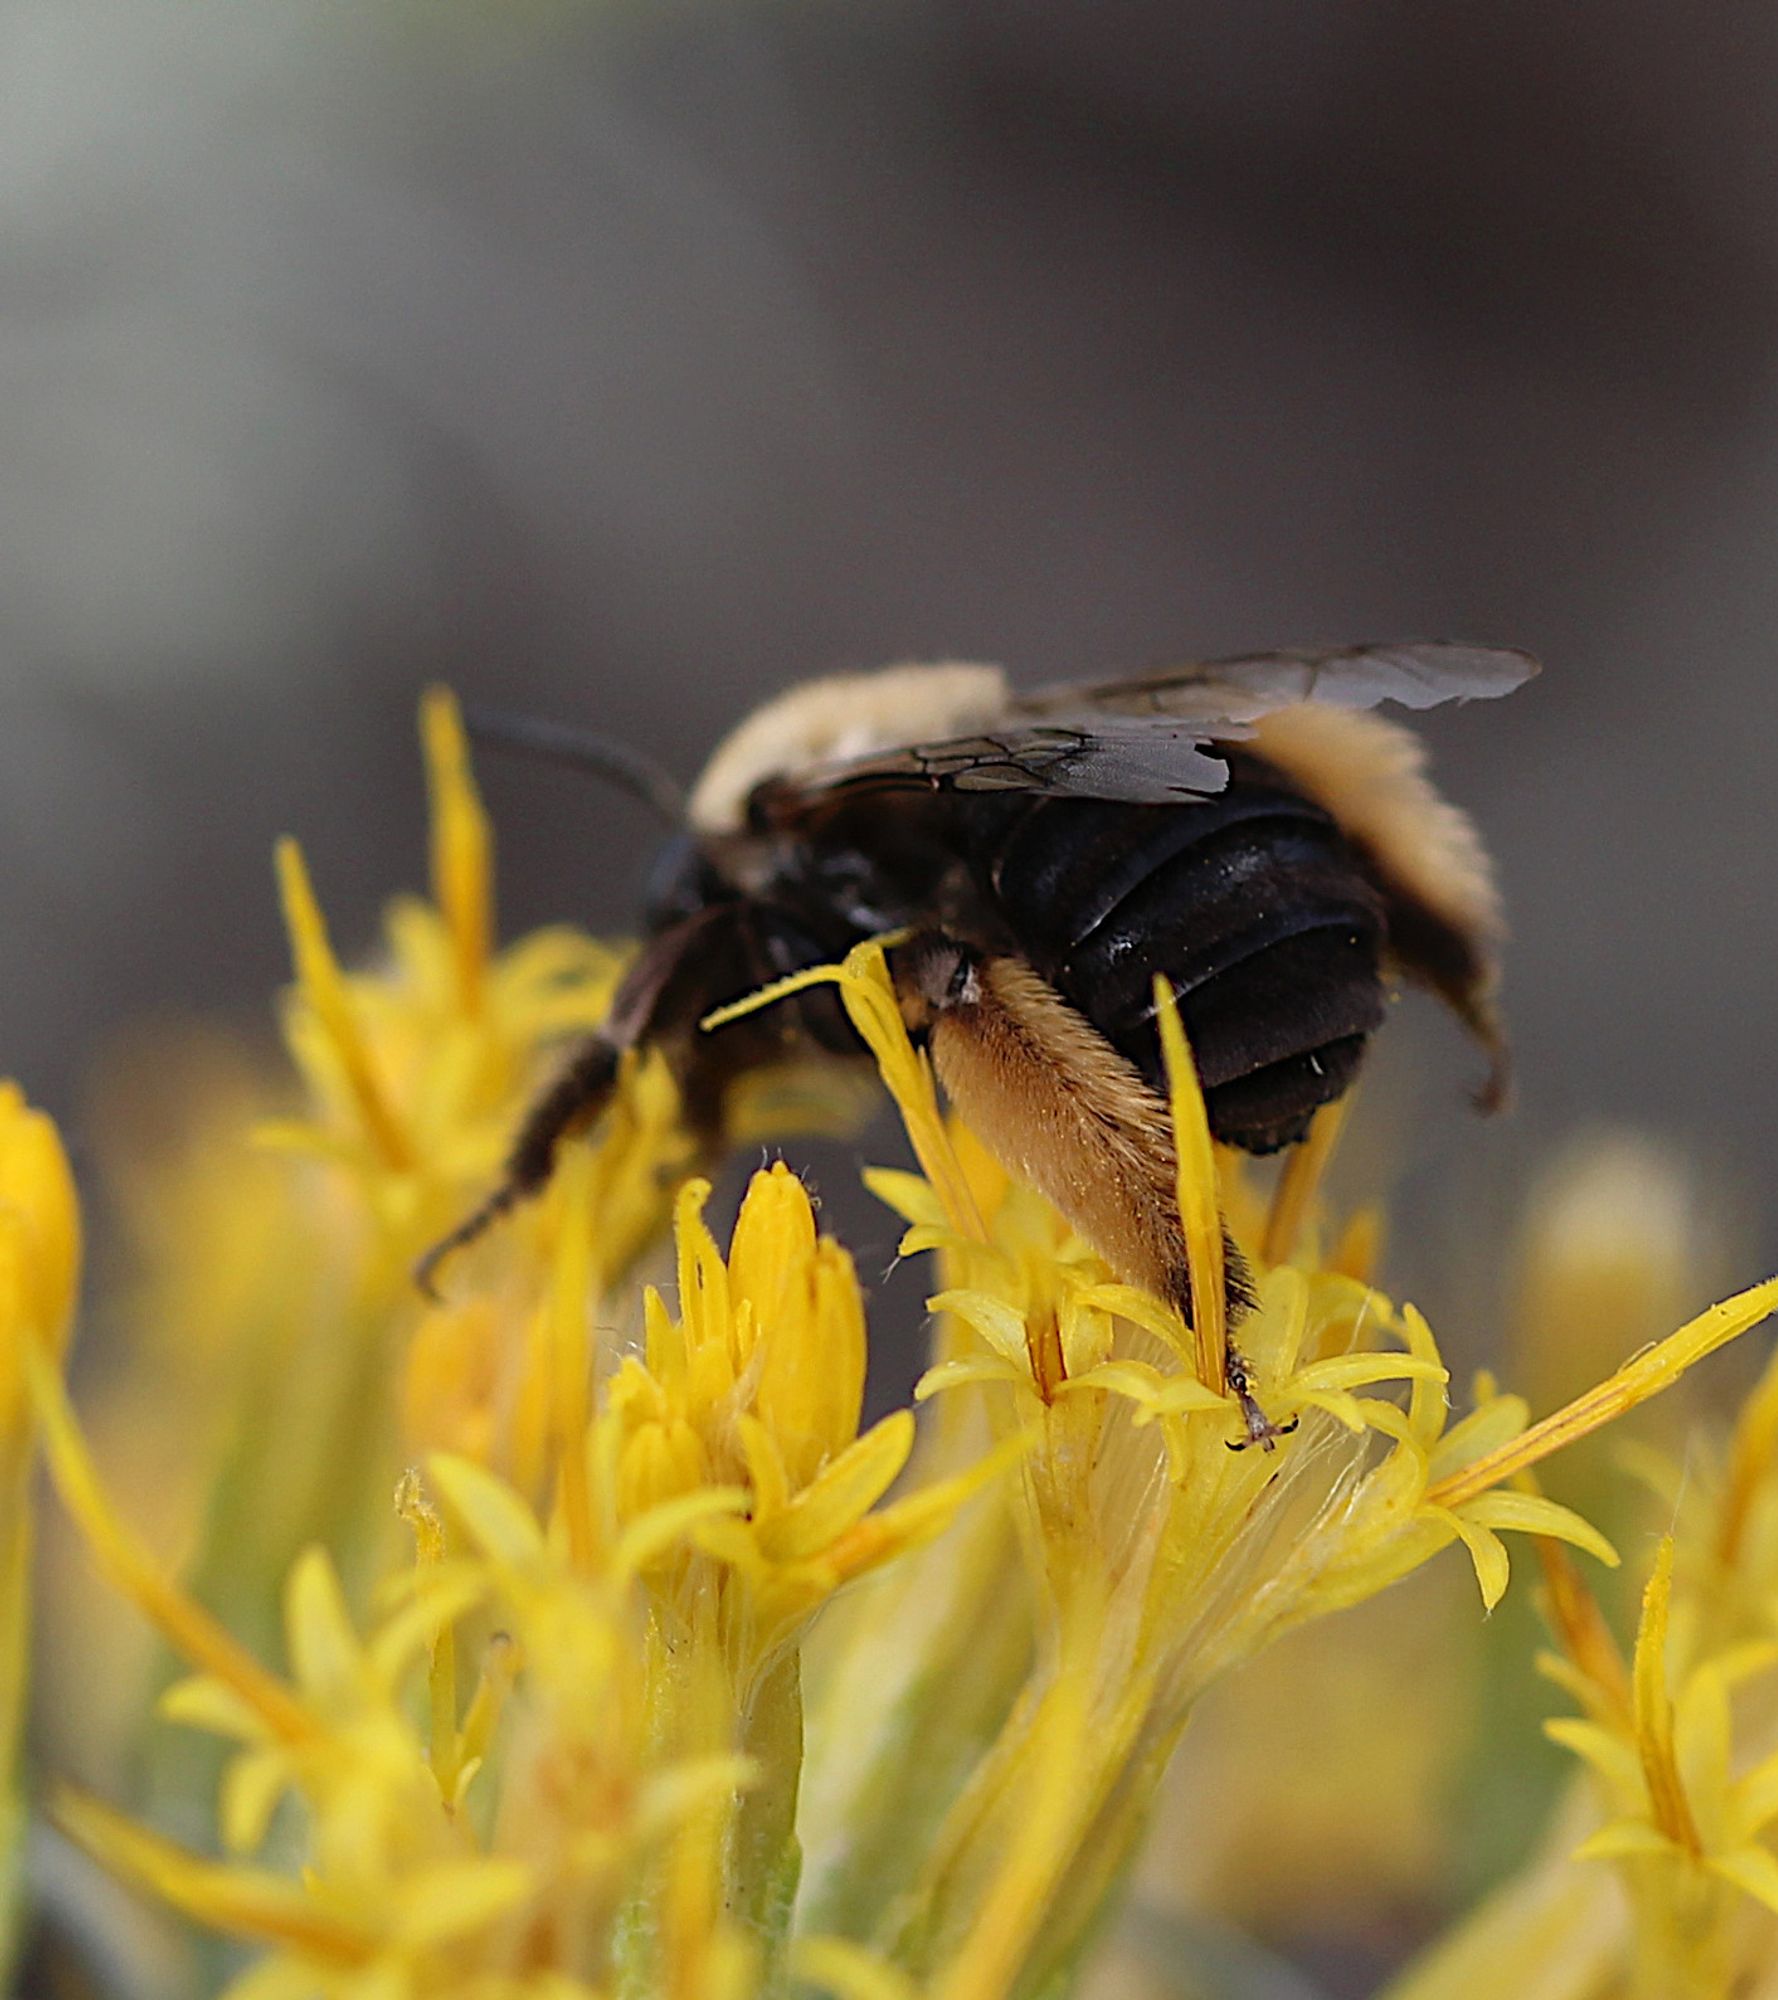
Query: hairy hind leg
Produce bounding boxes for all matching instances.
[414,1036,621,1298]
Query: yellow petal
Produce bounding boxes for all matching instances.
[1674,1661,1733,1827]
[27,1347,314,1746]
[1298,1389,1374,1435]
[1572,1819,1679,1864]
[390,1857,532,1946]
[219,1747,293,1856]
[1426,1394,1531,1483]
[1544,1717,1643,1792]
[1431,1506,1512,1611]
[1341,1397,1419,1446]
[821,1429,1029,1586]
[673,1178,731,1361]
[273,838,412,1174]
[159,1676,272,1744]
[364,1571,488,1690]
[913,1357,1025,1400]
[1400,1304,1447,1444]
[1062,1361,1227,1418]
[217,1958,330,2000]
[1292,1352,1449,1395]
[833,942,983,1242]
[756,1233,868,1486]
[619,1419,710,1523]
[1732,1750,1778,1837]
[55,1791,372,1963]
[1455,1491,1618,1570]
[428,1453,548,1570]
[1710,1843,1778,1916]
[1069,1284,1190,1356]
[927,1291,1031,1369]
[693,1516,771,1581]
[283,1548,368,1708]
[726,1161,818,1330]
[758,1412,916,1565]
[863,1169,946,1231]
[737,1414,793,1521]
[419,686,493,1020]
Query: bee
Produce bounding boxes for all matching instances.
[419,643,1536,1440]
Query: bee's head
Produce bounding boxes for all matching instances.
[641,832,729,932]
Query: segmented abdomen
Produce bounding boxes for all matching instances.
[970,772,1388,1152]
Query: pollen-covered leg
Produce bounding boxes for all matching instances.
[413,1035,621,1298]
[892,934,1260,1361]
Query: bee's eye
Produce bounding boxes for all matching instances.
[642,835,722,928]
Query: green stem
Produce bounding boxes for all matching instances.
[730,1650,804,1986]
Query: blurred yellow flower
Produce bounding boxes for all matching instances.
[0,1080,80,1984]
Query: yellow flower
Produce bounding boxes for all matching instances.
[0,1080,81,1450]
[1384,1328,1778,2000]
[1539,1538,1778,1993]
[30,1336,777,1997]
[21,688,1778,2000]
[0,1080,79,1983]
[603,1166,1018,1682]
[265,688,633,1275]
[729,940,1778,1992]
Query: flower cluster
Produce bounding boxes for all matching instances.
[6,692,1777,2000]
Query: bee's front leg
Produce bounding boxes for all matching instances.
[414,1034,621,1299]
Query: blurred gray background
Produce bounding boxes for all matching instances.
[4,0,1777,1299]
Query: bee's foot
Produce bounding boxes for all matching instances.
[1222,1345,1298,1452]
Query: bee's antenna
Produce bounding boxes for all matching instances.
[462,705,686,827]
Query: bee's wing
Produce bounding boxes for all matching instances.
[769,720,1233,805]
[1015,641,1539,725]
[764,642,1537,811]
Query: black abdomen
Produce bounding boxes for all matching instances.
[968,773,1387,1152]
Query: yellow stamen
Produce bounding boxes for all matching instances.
[1426,1275,1778,1511]
[457,1631,520,1783]
[1026,1303,1067,1403]
[703,937,985,1243]
[396,1469,460,1800]
[1535,1517,1633,1728]
[1632,1538,1702,1854]
[1716,1336,1778,1569]
[547,1147,598,1572]
[274,838,413,1174]
[793,1936,919,2000]
[420,686,493,1020]
[1152,977,1225,1395]
[932,1661,1090,2000]
[1262,1096,1349,1268]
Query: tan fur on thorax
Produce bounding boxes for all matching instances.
[921,957,1216,1317]
[688,661,1010,833]
[1249,703,1503,961]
